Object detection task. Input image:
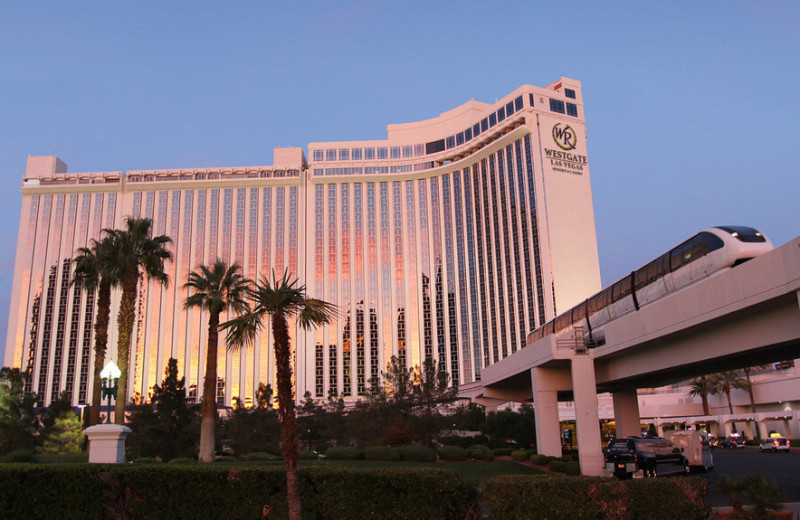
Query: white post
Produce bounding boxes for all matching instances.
[84,424,132,463]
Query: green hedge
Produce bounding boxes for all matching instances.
[363,446,401,461]
[437,446,468,462]
[564,462,580,476]
[467,445,494,461]
[510,450,528,461]
[480,474,709,520]
[529,454,548,466]
[0,465,476,520]
[491,447,514,457]
[243,452,281,461]
[299,450,319,460]
[548,460,566,473]
[398,445,437,462]
[324,447,363,460]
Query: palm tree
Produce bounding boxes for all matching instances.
[184,260,250,462]
[709,371,750,415]
[687,376,712,416]
[106,217,172,424]
[223,271,335,520]
[72,236,122,426]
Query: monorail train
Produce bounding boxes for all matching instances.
[528,226,773,348]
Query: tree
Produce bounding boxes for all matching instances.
[184,259,250,462]
[39,411,84,454]
[72,236,122,426]
[126,358,199,461]
[687,376,712,416]
[0,368,39,455]
[105,217,172,424]
[223,271,335,520]
[709,371,750,415]
[224,384,281,458]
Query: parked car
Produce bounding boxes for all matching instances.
[721,434,746,448]
[604,436,686,479]
[760,437,790,453]
[664,430,714,472]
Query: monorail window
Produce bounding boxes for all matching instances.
[715,226,766,242]
[635,253,670,290]
[670,232,723,271]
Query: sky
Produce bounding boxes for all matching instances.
[1,2,799,362]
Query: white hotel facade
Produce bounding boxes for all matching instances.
[5,77,602,407]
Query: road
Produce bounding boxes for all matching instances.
[700,446,799,507]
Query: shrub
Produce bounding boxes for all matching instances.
[548,460,566,473]
[510,450,527,461]
[364,446,401,461]
[491,447,514,457]
[437,436,473,449]
[529,454,548,466]
[299,450,319,460]
[167,457,195,465]
[243,452,280,462]
[34,453,88,464]
[324,447,363,460]
[133,457,158,464]
[0,465,476,520]
[214,456,238,463]
[398,445,437,462]
[480,474,710,520]
[524,449,537,456]
[564,462,580,476]
[467,445,494,461]
[437,446,467,462]
[0,449,36,463]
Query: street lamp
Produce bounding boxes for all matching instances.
[100,361,121,424]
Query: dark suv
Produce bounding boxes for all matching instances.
[604,436,686,479]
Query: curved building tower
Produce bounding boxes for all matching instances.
[5,77,601,406]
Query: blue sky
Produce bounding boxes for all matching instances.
[1,2,799,362]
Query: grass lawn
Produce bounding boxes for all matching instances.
[218,458,543,487]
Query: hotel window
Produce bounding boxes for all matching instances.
[514,96,523,111]
[549,99,566,114]
[446,136,455,149]
[352,148,362,160]
[414,144,425,156]
[506,101,514,115]
[480,118,488,132]
[390,147,401,159]
[402,145,413,158]
[565,88,576,99]
[497,107,505,122]
[377,147,388,159]
[489,113,497,127]
[472,123,480,136]
[325,149,336,161]
[456,132,464,146]
[529,93,535,106]
[365,147,375,160]
[465,127,473,141]
[566,102,578,117]
[313,150,323,161]
[339,149,350,161]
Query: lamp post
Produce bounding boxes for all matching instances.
[100,361,121,424]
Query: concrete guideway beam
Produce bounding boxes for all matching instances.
[571,356,604,476]
[613,387,641,438]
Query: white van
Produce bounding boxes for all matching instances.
[665,430,714,472]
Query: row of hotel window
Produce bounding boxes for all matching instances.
[311,93,578,163]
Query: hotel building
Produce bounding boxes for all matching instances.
[4,77,602,407]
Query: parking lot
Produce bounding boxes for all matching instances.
[701,446,799,507]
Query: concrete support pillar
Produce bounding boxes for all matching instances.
[656,423,665,437]
[531,367,562,457]
[612,388,641,438]
[782,419,791,437]
[759,420,770,439]
[723,421,734,437]
[571,356,604,476]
